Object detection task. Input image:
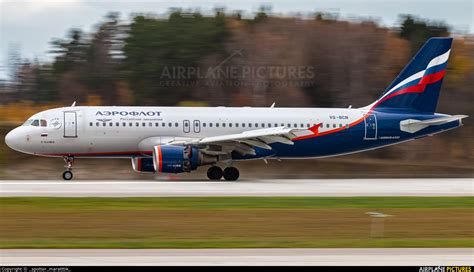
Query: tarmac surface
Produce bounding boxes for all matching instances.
[0,178,472,197]
[1,248,473,266]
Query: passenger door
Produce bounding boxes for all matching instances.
[64,111,78,138]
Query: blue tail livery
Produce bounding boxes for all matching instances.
[369,37,452,113]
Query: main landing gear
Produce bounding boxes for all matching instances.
[207,166,239,181]
[62,156,74,181]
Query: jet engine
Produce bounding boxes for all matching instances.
[153,145,217,173]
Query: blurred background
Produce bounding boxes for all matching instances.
[0,0,472,179]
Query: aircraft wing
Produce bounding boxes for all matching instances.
[168,126,317,156]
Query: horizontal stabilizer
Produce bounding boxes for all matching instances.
[400,115,467,133]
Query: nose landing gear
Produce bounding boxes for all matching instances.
[62,156,74,181]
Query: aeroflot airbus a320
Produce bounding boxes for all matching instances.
[4,38,467,180]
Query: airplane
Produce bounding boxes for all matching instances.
[4,37,467,181]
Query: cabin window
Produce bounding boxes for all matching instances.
[326,124,330,128]
[320,123,323,128]
[149,122,152,127]
[103,123,107,127]
[89,122,93,127]
[135,123,139,127]
[216,123,220,128]
[123,122,127,127]
[129,122,132,127]
[155,123,159,127]
[203,123,206,127]
[40,120,47,127]
[268,123,271,127]
[175,122,178,127]
[168,123,172,127]
[96,122,100,127]
[222,123,226,127]
[229,123,232,127]
[242,123,245,127]
[333,124,336,128]
[255,123,259,128]
[262,123,265,128]
[249,123,252,128]
[235,123,239,127]
[209,123,213,127]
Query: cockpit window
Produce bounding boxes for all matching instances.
[22,119,46,127]
[22,120,33,126]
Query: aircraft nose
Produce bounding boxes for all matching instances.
[5,129,20,151]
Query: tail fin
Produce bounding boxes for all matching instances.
[368,37,452,113]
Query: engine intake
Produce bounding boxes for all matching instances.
[153,145,217,173]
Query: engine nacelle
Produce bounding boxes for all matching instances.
[131,157,155,173]
[153,145,217,173]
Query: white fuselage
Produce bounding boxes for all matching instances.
[6,106,364,157]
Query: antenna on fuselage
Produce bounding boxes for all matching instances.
[270,102,275,108]
[71,101,77,107]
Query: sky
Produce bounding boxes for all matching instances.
[0,0,473,80]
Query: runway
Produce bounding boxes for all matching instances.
[1,248,472,266]
[0,178,472,197]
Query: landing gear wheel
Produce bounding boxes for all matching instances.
[62,170,73,181]
[207,166,223,180]
[223,167,239,181]
[62,156,75,181]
